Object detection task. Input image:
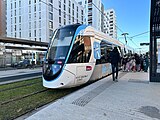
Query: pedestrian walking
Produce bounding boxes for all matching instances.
[122,55,127,71]
[109,47,120,82]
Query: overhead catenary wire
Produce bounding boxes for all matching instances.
[40,0,82,22]
[130,31,150,39]
[91,2,140,47]
[91,2,124,34]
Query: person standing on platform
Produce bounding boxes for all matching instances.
[144,52,149,72]
[110,47,120,82]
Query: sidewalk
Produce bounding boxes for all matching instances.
[25,71,160,120]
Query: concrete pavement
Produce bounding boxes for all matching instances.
[25,71,160,120]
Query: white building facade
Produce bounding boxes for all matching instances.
[104,9,117,39]
[6,0,84,42]
[78,0,102,32]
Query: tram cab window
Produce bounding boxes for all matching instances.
[96,41,112,64]
[68,36,91,63]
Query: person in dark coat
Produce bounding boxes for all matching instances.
[110,47,120,81]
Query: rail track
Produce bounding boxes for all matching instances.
[0,78,80,120]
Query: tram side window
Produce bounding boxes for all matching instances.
[96,41,112,64]
[68,36,91,63]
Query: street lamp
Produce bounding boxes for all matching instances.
[122,33,129,44]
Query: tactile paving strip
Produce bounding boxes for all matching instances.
[72,80,113,107]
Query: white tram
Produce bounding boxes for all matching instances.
[42,24,133,88]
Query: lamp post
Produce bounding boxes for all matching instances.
[122,33,129,45]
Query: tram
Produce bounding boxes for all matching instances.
[42,24,133,88]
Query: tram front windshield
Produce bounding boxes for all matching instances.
[46,28,75,63]
[43,26,78,80]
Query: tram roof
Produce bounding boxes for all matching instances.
[0,37,48,47]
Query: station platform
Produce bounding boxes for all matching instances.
[25,71,160,120]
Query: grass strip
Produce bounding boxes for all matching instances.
[0,88,78,120]
[0,82,45,102]
[0,78,41,91]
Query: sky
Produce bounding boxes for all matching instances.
[101,0,151,53]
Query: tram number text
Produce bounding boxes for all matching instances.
[76,75,88,81]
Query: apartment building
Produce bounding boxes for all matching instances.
[104,9,117,39]
[0,0,6,36]
[78,0,102,31]
[6,0,84,42]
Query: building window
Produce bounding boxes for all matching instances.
[49,12,53,20]
[29,0,31,5]
[72,10,74,16]
[29,14,31,20]
[49,29,53,37]
[29,22,31,29]
[19,8,21,15]
[69,0,71,7]
[39,3,41,11]
[69,7,70,13]
[34,21,36,29]
[77,13,78,18]
[49,4,53,12]
[11,3,12,9]
[64,4,66,11]
[19,16,21,23]
[59,1,61,8]
[15,25,16,31]
[15,17,16,24]
[15,2,16,8]
[39,21,41,28]
[29,6,31,13]
[72,17,74,23]
[59,9,61,16]
[49,0,53,3]
[11,25,13,32]
[34,13,36,19]
[59,17,61,23]
[64,19,66,25]
[49,21,53,29]
[11,18,13,24]
[11,11,12,17]
[34,5,36,12]
[19,24,21,30]
[34,30,36,37]
[34,0,36,3]
[72,3,74,9]
[14,10,16,16]
[19,32,21,38]
[64,12,66,18]
[29,30,31,37]
[39,12,41,19]
[19,1,21,7]
[39,29,41,37]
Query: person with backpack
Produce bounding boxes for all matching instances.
[109,47,120,82]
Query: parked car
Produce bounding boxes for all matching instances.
[12,59,31,68]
